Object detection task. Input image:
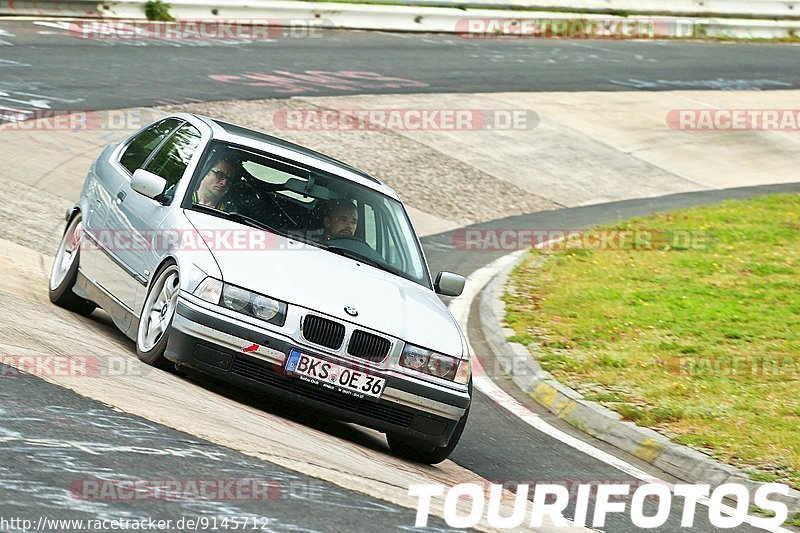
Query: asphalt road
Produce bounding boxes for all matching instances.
[1,18,798,532]
[0,20,798,119]
[0,362,460,532]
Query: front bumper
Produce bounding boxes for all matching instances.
[166,294,471,448]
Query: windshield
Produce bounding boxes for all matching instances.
[185,141,431,288]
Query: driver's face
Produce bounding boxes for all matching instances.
[325,205,358,237]
[198,161,234,203]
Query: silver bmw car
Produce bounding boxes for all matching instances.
[49,113,472,463]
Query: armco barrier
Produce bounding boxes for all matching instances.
[7,0,795,20]
[342,0,800,19]
[3,0,798,39]
[0,1,102,17]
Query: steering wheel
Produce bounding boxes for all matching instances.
[327,235,385,264]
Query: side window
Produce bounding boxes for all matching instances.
[119,118,181,174]
[144,124,202,202]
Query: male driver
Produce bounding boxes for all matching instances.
[323,200,358,240]
[193,157,236,209]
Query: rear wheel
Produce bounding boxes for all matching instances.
[136,262,179,369]
[49,213,96,316]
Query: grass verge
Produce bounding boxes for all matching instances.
[504,194,800,490]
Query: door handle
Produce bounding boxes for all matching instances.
[115,191,127,204]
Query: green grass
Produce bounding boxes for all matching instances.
[504,194,800,490]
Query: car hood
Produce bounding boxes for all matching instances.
[184,210,464,356]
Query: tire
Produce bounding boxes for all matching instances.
[387,380,472,465]
[49,213,97,316]
[136,262,179,369]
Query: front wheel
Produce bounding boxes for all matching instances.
[136,262,179,369]
[387,403,470,465]
[49,213,96,316]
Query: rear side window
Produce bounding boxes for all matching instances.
[145,124,202,203]
[119,118,181,174]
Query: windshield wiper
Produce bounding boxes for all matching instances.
[323,245,399,276]
[191,204,276,232]
[225,212,276,232]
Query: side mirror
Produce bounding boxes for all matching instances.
[131,169,167,200]
[435,271,465,297]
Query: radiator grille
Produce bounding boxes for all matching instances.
[347,330,391,362]
[302,315,345,350]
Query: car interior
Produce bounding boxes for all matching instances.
[186,143,428,286]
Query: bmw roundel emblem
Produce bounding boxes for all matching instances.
[344,306,358,317]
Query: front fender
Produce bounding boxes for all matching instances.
[134,213,223,319]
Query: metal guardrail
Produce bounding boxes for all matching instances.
[0,1,102,17]
[1,0,799,39]
[1,0,798,19]
[340,0,800,19]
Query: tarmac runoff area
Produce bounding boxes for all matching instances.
[0,89,798,529]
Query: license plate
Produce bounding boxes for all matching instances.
[285,349,386,399]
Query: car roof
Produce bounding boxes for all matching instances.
[185,113,400,200]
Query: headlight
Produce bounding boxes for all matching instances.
[222,284,250,311]
[427,354,459,379]
[400,344,428,370]
[251,294,281,321]
[193,278,287,326]
[400,343,467,383]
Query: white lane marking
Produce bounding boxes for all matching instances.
[32,21,73,31]
[9,90,84,103]
[0,107,35,121]
[570,41,638,57]
[0,59,30,67]
[0,89,85,119]
[31,20,258,48]
[448,250,792,533]
[373,30,412,39]
[609,78,792,90]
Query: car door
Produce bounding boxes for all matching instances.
[89,118,182,313]
[117,122,203,318]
